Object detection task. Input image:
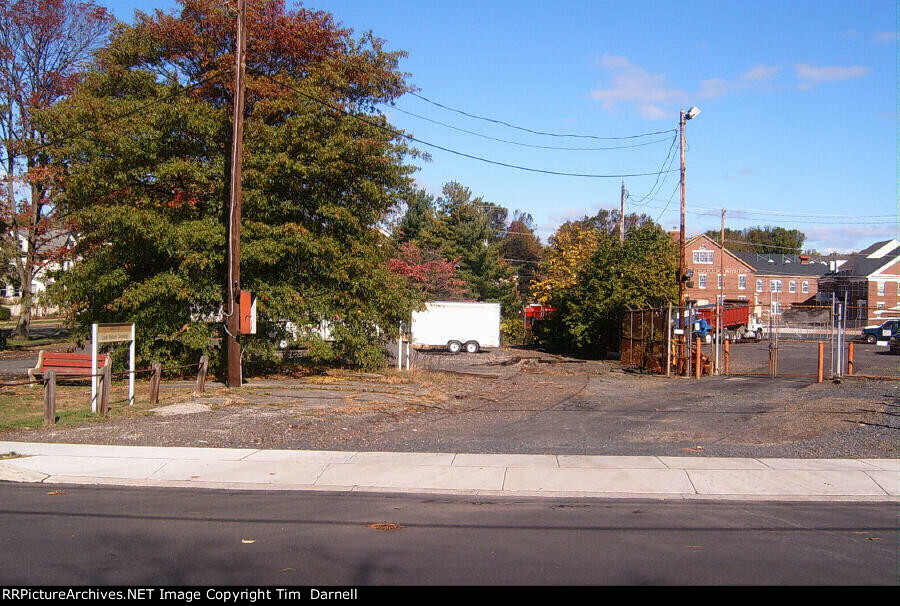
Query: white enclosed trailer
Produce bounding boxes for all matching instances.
[410,301,501,353]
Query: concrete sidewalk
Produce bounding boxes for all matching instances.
[0,441,897,502]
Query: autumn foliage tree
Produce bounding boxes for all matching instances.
[41,0,421,369]
[533,211,674,355]
[0,0,113,337]
[388,241,469,301]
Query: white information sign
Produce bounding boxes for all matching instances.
[91,323,136,412]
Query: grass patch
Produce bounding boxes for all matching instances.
[0,452,27,460]
[0,380,233,433]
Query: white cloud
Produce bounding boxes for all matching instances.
[841,28,861,39]
[591,56,778,117]
[872,30,897,43]
[636,104,670,119]
[590,55,685,112]
[794,63,870,89]
[741,64,780,81]
[803,225,897,253]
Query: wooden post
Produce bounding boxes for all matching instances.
[694,337,702,379]
[724,338,730,375]
[196,355,209,393]
[99,364,111,415]
[847,342,854,376]
[149,362,161,405]
[43,370,56,426]
[817,341,824,383]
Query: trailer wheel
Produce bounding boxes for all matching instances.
[865,334,876,344]
[755,328,764,341]
[447,340,462,354]
[464,340,480,354]
[733,330,742,342]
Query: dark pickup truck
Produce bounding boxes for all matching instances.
[862,319,900,344]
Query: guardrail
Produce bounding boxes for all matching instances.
[1,355,209,426]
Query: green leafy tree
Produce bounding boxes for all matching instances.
[416,181,517,313]
[394,186,434,244]
[41,0,421,370]
[537,221,677,355]
[704,225,806,254]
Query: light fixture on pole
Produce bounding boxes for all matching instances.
[678,105,701,308]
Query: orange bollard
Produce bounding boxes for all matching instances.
[817,342,824,383]
[695,337,702,379]
[847,342,854,376]
[724,338,730,375]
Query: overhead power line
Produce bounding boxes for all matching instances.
[390,106,676,151]
[256,72,681,179]
[243,3,677,142]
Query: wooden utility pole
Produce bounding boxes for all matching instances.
[225,0,247,388]
[715,208,725,373]
[619,181,625,244]
[678,109,686,307]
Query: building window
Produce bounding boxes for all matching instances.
[738,296,747,301]
[802,281,809,294]
[877,282,885,296]
[770,280,782,293]
[789,281,796,293]
[692,246,714,264]
[698,274,707,289]
[771,301,781,314]
[738,275,746,290]
[877,302,886,310]
[756,279,763,292]
[717,274,722,289]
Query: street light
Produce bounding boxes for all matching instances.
[678,105,701,308]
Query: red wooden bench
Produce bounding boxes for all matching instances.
[28,351,109,384]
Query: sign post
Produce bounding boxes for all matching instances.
[91,323,136,412]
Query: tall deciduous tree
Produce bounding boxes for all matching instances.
[704,225,806,254]
[42,0,421,369]
[0,0,113,337]
[418,181,517,312]
[499,211,542,296]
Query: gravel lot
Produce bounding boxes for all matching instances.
[2,345,897,458]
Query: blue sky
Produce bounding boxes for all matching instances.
[103,0,896,253]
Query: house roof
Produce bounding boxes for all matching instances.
[733,251,830,277]
[824,239,900,278]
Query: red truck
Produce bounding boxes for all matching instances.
[691,304,766,342]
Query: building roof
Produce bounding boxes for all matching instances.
[823,239,900,278]
[733,251,829,277]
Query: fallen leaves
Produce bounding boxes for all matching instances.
[367,522,404,531]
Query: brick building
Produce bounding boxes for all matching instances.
[817,239,900,323]
[732,251,826,316]
[680,235,756,305]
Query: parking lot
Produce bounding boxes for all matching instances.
[724,337,897,379]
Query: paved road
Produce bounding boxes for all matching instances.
[0,483,895,585]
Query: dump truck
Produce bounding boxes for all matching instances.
[410,301,501,353]
[685,304,766,342]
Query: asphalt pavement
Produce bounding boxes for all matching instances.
[0,482,896,585]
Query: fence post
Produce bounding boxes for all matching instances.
[694,337,702,379]
[724,338,730,375]
[196,355,208,393]
[847,342,854,376]
[99,364,111,415]
[43,370,56,426]
[817,342,824,383]
[666,305,672,377]
[149,362,161,405]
